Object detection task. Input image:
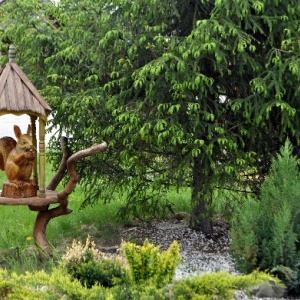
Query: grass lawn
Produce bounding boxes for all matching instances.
[0,161,192,273]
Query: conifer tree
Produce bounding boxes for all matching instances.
[1,0,300,234]
[231,140,300,275]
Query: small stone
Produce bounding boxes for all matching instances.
[234,290,249,299]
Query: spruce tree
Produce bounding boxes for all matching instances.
[1,0,300,234]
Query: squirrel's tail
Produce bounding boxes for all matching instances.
[0,137,16,170]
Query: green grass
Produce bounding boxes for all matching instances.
[0,158,244,274]
[46,186,125,247]
[0,161,193,274]
[46,185,192,247]
[0,188,191,273]
[167,187,191,212]
[0,183,126,272]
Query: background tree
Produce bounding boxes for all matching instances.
[1,0,300,234]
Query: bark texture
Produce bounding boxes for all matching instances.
[189,157,213,236]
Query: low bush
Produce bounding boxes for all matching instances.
[271,264,300,296]
[0,268,109,299]
[0,243,279,300]
[121,239,181,287]
[170,270,279,300]
[61,236,181,289]
[61,235,127,288]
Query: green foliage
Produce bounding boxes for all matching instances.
[231,140,300,293]
[212,188,249,221]
[0,276,15,299]
[272,264,300,295]
[0,266,278,300]
[0,268,110,299]
[0,234,279,300]
[0,245,56,275]
[112,284,167,300]
[61,236,127,288]
[121,239,181,287]
[2,0,300,231]
[171,271,280,300]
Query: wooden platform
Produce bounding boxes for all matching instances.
[0,190,58,206]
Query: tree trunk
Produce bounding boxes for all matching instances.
[189,157,213,236]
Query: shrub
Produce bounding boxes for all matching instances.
[171,270,279,300]
[0,278,14,299]
[61,236,180,289]
[0,268,110,299]
[231,140,300,293]
[111,283,167,300]
[61,235,127,288]
[121,239,181,286]
[0,259,278,299]
[271,264,300,296]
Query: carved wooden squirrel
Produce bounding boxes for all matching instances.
[0,125,36,186]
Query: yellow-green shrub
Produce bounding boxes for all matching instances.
[121,239,181,286]
[171,270,281,300]
[0,268,111,299]
[0,262,281,299]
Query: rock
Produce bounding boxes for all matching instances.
[251,280,286,298]
[174,211,190,220]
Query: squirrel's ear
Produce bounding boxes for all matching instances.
[14,125,21,138]
[27,125,32,135]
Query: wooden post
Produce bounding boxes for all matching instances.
[30,115,38,188]
[0,49,3,73]
[39,118,46,198]
[8,44,16,63]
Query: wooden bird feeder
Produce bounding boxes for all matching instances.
[0,45,107,256]
[0,44,51,199]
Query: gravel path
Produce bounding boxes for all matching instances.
[120,217,298,300]
[121,218,235,278]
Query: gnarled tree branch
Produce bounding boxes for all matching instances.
[33,139,107,257]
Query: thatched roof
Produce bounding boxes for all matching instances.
[0,45,51,121]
